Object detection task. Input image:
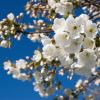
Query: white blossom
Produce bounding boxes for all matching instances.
[65,36,83,53]
[83,37,95,49]
[7,67,20,76]
[55,2,73,15]
[48,0,73,15]
[52,18,66,33]
[66,15,82,38]
[76,14,89,25]
[33,82,48,97]
[57,48,73,68]
[32,50,42,62]
[42,43,57,61]
[13,73,29,81]
[4,61,12,70]
[77,49,97,75]
[28,34,40,41]
[78,49,97,67]
[41,35,51,46]
[33,71,42,82]
[16,59,28,69]
[54,31,70,47]
[7,13,15,21]
[0,40,10,48]
[84,20,97,38]
[60,0,68,3]
[48,0,56,9]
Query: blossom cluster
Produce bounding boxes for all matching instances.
[1,0,100,99]
[0,12,46,48]
[48,0,73,16]
[4,54,61,97]
[3,13,100,98]
[40,14,99,76]
[0,13,27,48]
[4,59,31,81]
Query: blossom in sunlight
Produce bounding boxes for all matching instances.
[33,71,43,82]
[13,73,30,81]
[42,43,57,61]
[65,35,83,53]
[48,0,73,15]
[60,0,67,3]
[32,50,42,62]
[48,0,56,9]
[16,59,28,69]
[40,34,51,46]
[4,60,12,70]
[52,18,66,33]
[33,82,48,97]
[7,13,15,21]
[84,20,98,38]
[54,31,70,47]
[27,34,40,41]
[76,14,89,25]
[55,2,73,15]
[4,60,30,81]
[78,49,97,69]
[0,40,10,48]
[66,15,82,38]
[8,67,20,76]
[83,37,95,49]
[56,48,72,68]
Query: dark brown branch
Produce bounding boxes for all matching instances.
[16,29,53,35]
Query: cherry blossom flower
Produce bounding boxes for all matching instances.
[0,40,10,48]
[66,15,82,38]
[4,61,12,70]
[77,49,97,75]
[32,50,42,62]
[48,0,56,9]
[54,31,70,47]
[65,36,83,53]
[7,13,15,21]
[16,59,28,69]
[52,18,66,33]
[42,43,57,61]
[41,34,51,46]
[83,37,95,49]
[48,0,73,15]
[84,20,98,38]
[78,49,97,68]
[55,2,73,15]
[33,82,48,97]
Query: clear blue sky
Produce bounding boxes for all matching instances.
[0,0,81,100]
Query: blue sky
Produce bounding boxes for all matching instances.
[0,0,81,100]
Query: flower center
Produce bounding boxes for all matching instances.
[85,52,90,57]
[73,26,78,30]
[89,28,94,33]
